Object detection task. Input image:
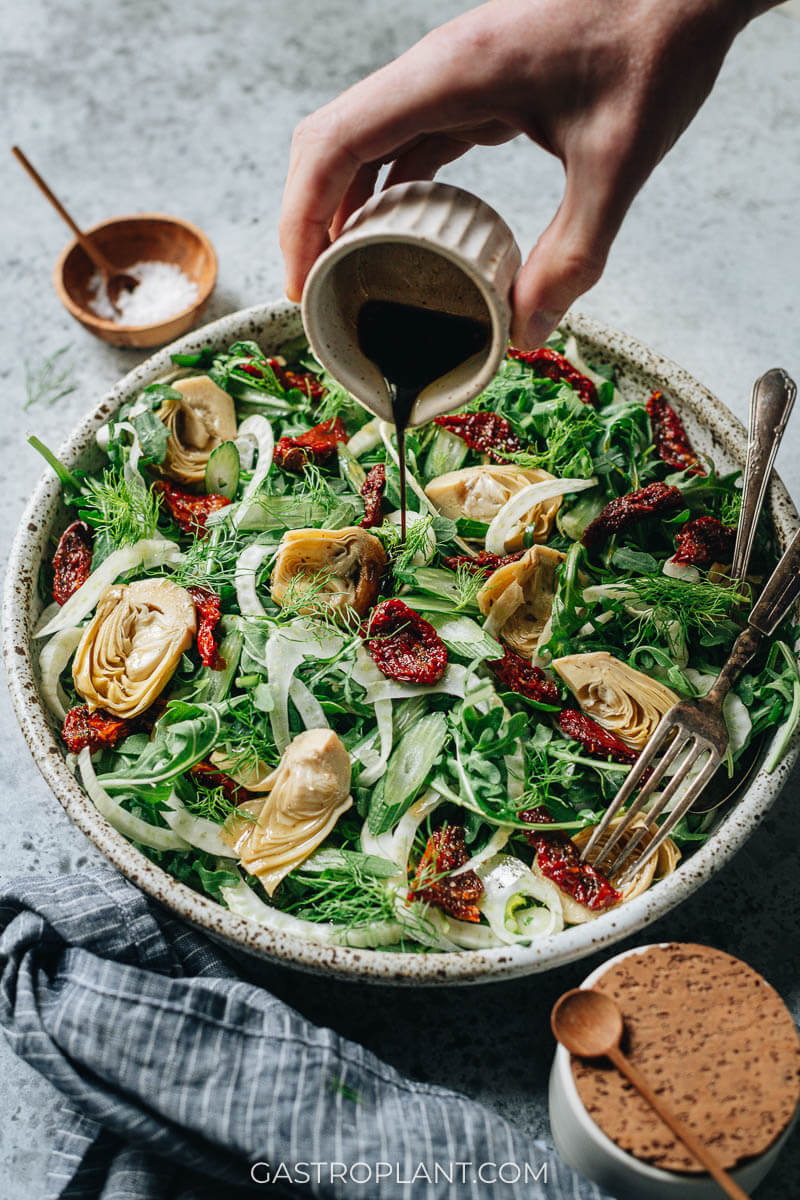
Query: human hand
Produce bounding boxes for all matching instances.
[280,0,770,347]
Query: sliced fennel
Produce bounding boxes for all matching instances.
[347,417,382,458]
[424,425,469,478]
[337,442,367,492]
[162,790,238,857]
[368,713,449,834]
[221,876,404,948]
[265,620,345,753]
[234,543,273,617]
[288,677,329,729]
[485,476,597,555]
[663,557,701,582]
[355,663,471,705]
[425,612,503,662]
[477,854,564,943]
[38,625,83,718]
[360,788,441,873]
[36,538,182,638]
[230,414,274,528]
[351,648,393,784]
[79,748,190,851]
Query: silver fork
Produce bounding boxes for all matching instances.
[580,427,800,878]
[730,368,796,586]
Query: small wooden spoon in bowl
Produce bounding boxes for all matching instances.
[551,988,749,1200]
[12,145,138,314]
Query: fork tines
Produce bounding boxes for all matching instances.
[579,707,722,880]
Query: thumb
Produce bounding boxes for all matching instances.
[510,160,628,348]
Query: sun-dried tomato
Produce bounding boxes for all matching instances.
[268,358,325,401]
[520,806,621,911]
[673,516,736,567]
[274,417,348,472]
[582,481,683,549]
[647,391,705,476]
[487,647,563,707]
[62,705,131,754]
[52,520,93,605]
[408,824,484,922]
[559,708,637,766]
[508,347,599,407]
[187,586,225,670]
[433,412,523,462]
[189,760,252,805]
[442,549,525,575]
[366,598,447,685]
[359,464,386,529]
[153,481,230,538]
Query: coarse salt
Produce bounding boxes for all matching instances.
[87,260,198,325]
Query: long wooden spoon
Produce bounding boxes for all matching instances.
[12,145,138,315]
[551,988,749,1200]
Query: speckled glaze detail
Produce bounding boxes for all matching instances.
[302,182,522,426]
[4,300,799,986]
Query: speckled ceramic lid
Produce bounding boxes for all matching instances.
[4,299,799,984]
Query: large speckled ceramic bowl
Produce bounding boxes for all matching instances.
[5,300,799,985]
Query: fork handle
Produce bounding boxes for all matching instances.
[730,369,796,585]
[708,526,800,706]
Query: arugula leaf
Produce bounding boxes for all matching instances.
[170,347,216,368]
[131,411,169,464]
[611,547,659,574]
[140,382,183,410]
[98,702,223,791]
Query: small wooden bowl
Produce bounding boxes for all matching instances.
[54,213,217,348]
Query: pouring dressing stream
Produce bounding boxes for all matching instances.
[356,300,489,539]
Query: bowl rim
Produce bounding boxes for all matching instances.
[54,211,218,333]
[5,298,799,985]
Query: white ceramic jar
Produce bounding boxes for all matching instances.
[301,180,521,426]
[548,944,798,1200]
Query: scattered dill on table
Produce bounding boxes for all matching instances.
[24,345,77,409]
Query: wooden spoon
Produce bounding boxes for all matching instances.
[12,146,138,315]
[551,988,749,1200]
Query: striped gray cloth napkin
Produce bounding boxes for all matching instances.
[0,869,609,1199]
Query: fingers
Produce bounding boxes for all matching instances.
[279,47,458,300]
[329,163,382,241]
[510,146,637,348]
[279,129,361,302]
[383,133,473,189]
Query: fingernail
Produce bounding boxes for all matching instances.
[523,310,561,349]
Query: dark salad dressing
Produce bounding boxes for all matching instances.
[357,300,489,540]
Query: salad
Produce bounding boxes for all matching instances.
[31,332,800,952]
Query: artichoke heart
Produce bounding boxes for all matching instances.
[552,650,678,751]
[425,465,559,547]
[271,526,386,618]
[478,545,565,659]
[225,728,352,895]
[73,578,196,718]
[536,816,680,925]
[156,375,237,487]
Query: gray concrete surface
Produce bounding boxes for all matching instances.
[1,1,799,1195]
